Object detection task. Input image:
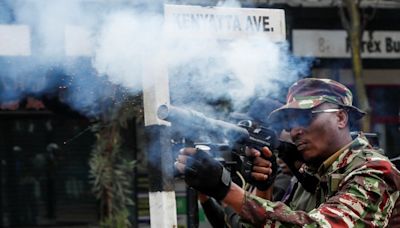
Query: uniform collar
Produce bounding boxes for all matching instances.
[317,133,370,175]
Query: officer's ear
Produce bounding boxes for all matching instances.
[337,109,348,129]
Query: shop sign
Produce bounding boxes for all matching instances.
[293,29,400,59]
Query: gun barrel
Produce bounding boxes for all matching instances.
[157,104,249,142]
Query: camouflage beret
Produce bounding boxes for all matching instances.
[268,78,366,122]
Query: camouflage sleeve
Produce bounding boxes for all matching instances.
[239,159,400,227]
[240,192,316,228]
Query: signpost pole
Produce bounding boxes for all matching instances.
[142,51,177,227]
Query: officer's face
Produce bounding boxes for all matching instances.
[287,103,347,166]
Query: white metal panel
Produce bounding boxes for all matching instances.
[0,25,31,56]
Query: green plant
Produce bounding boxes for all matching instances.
[89,94,143,228]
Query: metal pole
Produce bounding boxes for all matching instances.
[142,50,177,227]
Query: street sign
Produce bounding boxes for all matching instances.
[164,4,286,41]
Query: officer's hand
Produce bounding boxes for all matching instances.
[175,147,231,201]
[242,146,277,191]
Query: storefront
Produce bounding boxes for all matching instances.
[288,6,400,159]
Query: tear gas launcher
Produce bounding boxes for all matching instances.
[157,104,317,193]
[157,104,296,161]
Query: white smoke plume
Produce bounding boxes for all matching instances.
[0,0,312,117]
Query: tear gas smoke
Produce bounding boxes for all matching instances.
[0,0,312,118]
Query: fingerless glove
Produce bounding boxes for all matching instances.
[184,149,231,201]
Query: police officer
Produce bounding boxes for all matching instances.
[175,78,400,227]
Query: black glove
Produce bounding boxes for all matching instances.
[241,153,278,191]
[184,148,231,201]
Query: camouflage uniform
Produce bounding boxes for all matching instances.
[238,78,400,227]
[240,134,400,227]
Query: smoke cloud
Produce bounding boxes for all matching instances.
[0,0,312,117]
